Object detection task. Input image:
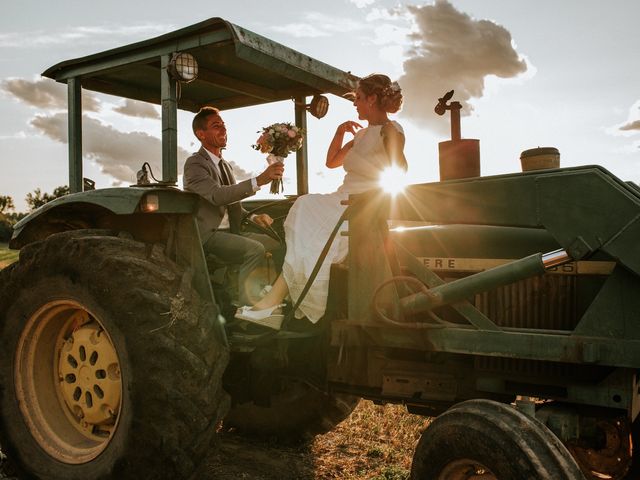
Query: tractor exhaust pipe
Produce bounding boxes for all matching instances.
[435,90,480,181]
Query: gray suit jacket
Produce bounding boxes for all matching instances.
[183,147,255,241]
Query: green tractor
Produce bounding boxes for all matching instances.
[1,17,640,480]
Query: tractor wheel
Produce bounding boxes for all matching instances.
[623,417,640,479]
[224,380,359,440]
[410,399,586,480]
[566,414,633,480]
[0,230,229,480]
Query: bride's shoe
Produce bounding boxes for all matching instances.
[235,304,286,330]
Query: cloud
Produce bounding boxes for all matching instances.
[607,100,640,139]
[0,131,28,140]
[270,24,330,38]
[30,113,166,183]
[5,78,253,187]
[366,7,404,22]
[370,22,410,46]
[0,23,172,49]
[271,12,366,38]
[29,112,252,184]
[620,120,640,132]
[349,0,375,7]
[618,100,640,133]
[113,99,160,119]
[1,77,101,112]
[398,0,528,133]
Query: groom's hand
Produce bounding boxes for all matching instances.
[252,213,274,228]
[257,162,284,186]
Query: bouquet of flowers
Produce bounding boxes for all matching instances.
[252,122,304,194]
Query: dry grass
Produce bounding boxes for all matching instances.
[311,400,431,480]
[2,400,431,479]
[0,243,17,270]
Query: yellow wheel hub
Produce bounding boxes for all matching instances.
[58,318,121,439]
[439,459,496,480]
[15,300,123,464]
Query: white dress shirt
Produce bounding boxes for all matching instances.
[203,148,259,230]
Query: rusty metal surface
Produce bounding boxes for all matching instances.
[42,18,358,112]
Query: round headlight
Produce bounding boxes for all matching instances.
[168,52,198,83]
[308,95,329,119]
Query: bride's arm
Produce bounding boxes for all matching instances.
[326,121,361,168]
[382,123,408,171]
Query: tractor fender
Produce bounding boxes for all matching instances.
[10,187,200,249]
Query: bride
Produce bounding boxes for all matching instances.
[236,73,407,329]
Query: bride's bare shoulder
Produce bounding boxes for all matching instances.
[381,121,404,138]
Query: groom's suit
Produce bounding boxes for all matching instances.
[184,147,255,240]
[184,147,278,304]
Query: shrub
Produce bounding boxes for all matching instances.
[0,215,12,243]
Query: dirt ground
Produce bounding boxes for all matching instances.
[198,399,428,479]
[196,432,316,479]
[1,437,313,480]
[1,401,427,480]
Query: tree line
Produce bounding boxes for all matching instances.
[0,186,70,242]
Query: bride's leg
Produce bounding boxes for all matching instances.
[251,274,288,310]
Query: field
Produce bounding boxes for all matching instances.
[307,400,429,479]
[1,400,428,479]
[198,400,430,479]
[0,243,18,270]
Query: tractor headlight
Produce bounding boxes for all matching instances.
[168,52,198,83]
[141,194,159,212]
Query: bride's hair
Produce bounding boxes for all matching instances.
[358,74,403,113]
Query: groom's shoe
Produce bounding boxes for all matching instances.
[235,304,286,330]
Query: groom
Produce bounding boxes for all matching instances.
[183,106,284,305]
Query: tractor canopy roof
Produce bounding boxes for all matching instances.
[43,17,358,111]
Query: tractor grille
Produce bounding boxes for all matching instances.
[474,274,577,331]
[473,274,584,380]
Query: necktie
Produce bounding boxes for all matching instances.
[218,159,231,185]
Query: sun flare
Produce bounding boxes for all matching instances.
[379,165,409,196]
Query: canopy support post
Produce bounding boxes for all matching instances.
[67,77,83,193]
[294,96,308,195]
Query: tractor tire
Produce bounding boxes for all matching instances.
[623,418,640,479]
[0,230,229,480]
[410,399,586,480]
[224,380,359,441]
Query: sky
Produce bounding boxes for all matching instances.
[1,0,639,212]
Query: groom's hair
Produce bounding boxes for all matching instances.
[192,106,221,136]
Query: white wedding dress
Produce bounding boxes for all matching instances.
[282,121,404,323]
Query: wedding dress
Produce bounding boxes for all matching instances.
[282,121,404,323]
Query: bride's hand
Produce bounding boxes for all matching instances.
[336,121,363,136]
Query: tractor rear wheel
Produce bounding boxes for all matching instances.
[410,399,585,480]
[0,230,229,480]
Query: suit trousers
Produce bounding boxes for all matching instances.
[203,230,280,305]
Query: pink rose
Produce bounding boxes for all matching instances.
[287,129,297,138]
